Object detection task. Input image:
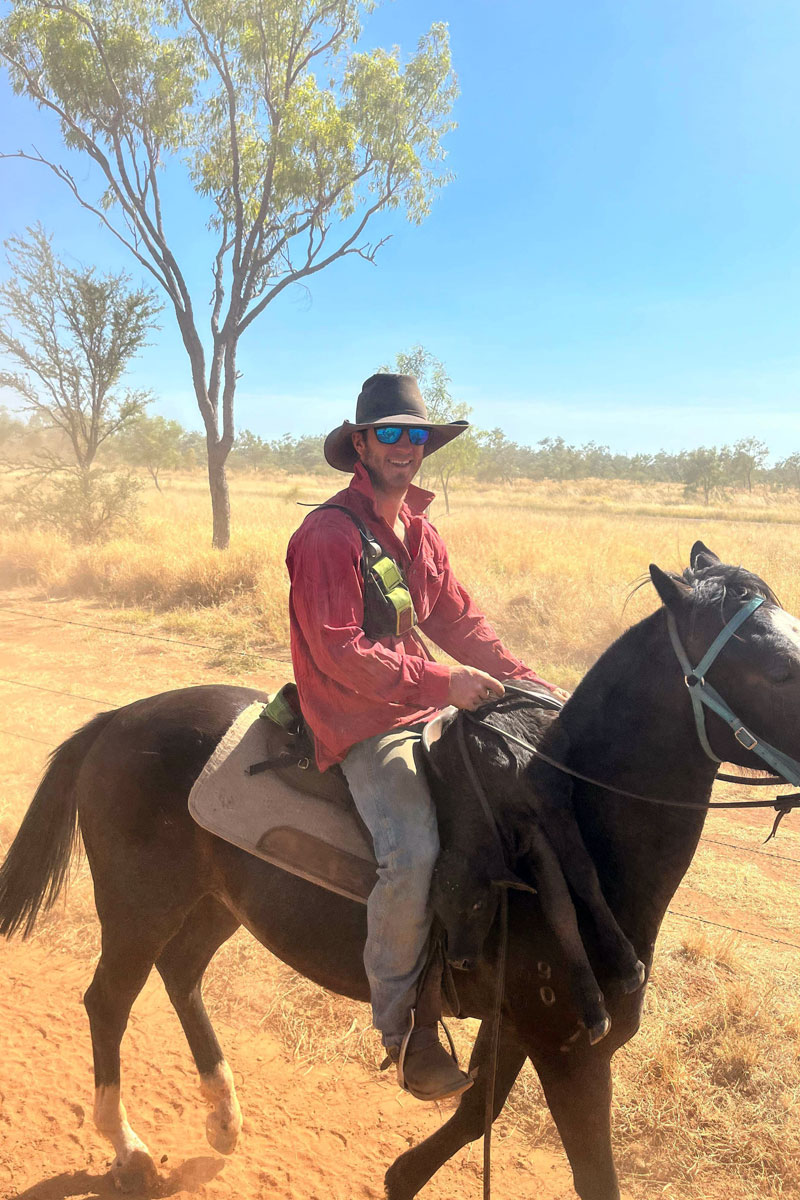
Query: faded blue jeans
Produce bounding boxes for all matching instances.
[341,722,439,1048]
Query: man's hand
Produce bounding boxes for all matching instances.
[447,667,505,711]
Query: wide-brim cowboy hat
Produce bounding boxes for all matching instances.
[324,373,469,473]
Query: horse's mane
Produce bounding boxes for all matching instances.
[625,563,780,612]
[682,563,781,609]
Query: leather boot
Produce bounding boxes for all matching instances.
[386,1024,474,1102]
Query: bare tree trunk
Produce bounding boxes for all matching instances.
[440,468,451,515]
[207,438,231,549]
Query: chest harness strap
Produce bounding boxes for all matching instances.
[316,504,418,638]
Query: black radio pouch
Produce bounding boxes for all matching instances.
[317,504,418,639]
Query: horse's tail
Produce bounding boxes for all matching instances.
[0,708,117,938]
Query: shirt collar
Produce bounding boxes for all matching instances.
[348,460,435,518]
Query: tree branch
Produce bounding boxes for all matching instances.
[1,148,174,299]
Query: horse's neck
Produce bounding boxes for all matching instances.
[560,608,718,943]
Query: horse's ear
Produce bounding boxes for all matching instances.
[649,564,694,609]
[690,541,721,570]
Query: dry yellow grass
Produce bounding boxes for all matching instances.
[2,471,800,690]
[2,472,800,1199]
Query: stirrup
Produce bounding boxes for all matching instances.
[396,1007,416,1091]
[379,1009,462,1091]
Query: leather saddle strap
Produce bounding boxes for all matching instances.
[246,751,309,776]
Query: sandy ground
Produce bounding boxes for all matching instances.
[0,592,577,1200]
[0,935,575,1200]
[2,589,799,1200]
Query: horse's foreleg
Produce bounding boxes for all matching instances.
[84,929,167,1191]
[155,895,242,1154]
[384,1020,526,1200]
[535,1050,620,1200]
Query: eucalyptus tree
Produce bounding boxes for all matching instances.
[726,436,769,493]
[116,412,184,490]
[382,345,476,512]
[775,451,800,491]
[1,1,458,546]
[681,445,725,505]
[0,224,158,468]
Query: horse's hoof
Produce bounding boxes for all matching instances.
[384,1155,415,1200]
[206,1108,240,1155]
[111,1148,160,1192]
[587,1015,612,1045]
[622,960,647,993]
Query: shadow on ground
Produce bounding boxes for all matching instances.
[12,1156,225,1199]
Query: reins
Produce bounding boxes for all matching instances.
[454,706,536,1200]
[484,882,508,1200]
[467,714,800,821]
[456,595,800,1198]
[471,631,800,837]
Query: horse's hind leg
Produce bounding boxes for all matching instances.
[384,1020,527,1200]
[155,895,242,1154]
[84,919,177,1190]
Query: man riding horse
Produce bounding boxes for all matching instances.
[286,373,565,1101]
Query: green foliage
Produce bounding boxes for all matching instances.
[0,0,458,546]
[681,446,726,505]
[380,345,478,512]
[229,428,328,474]
[2,463,141,542]
[0,224,159,469]
[116,412,184,488]
[775,451,800,490]
[725,437,769,493]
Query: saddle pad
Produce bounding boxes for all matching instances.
[188,702,376,904]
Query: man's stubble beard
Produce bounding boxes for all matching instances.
[358,446,421,502]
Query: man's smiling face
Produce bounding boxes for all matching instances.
[351,427,426,496]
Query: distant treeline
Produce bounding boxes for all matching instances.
[199,427,800,499]
[3,407,799,501]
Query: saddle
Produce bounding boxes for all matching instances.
[187,685,456,904]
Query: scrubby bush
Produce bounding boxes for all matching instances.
[2,466,141,543]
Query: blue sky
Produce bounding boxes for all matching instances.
[2,0,800,456]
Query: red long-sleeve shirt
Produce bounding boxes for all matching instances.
[286,462,550,769]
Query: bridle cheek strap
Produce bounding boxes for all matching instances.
[666,596,800,788]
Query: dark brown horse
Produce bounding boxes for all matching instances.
[1,543,799,1199]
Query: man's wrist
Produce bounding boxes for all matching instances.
[420,661,452,709]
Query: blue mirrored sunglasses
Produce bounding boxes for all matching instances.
[373,425,431,446]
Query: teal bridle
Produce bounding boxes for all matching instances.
[666,595,800,787]
[466,596,800,838]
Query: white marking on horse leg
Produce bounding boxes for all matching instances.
[200,1060,242,1155]
[93,1085,159,1187]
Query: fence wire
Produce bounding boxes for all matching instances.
[0,604,290,665]
[2,614,799,950]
